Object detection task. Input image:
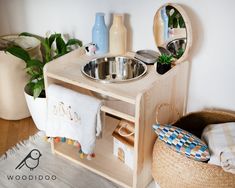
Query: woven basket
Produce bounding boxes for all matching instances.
[152,110,235,188]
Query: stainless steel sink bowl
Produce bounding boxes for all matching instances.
[166,38,187,58]
[81,56,147,83]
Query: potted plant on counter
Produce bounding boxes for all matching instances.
[6,32,82,131]
[156,53,173,74]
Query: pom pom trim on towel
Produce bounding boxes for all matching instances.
[44,136,95,160]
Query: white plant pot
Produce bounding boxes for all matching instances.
[24,90,47,131]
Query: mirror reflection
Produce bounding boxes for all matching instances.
[154,5,187,59]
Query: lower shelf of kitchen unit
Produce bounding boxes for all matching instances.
[53,115,133,188]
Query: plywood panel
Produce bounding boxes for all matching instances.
[133,61,190,188]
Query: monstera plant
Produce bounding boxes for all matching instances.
[6,32,82,131]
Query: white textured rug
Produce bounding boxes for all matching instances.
[0,132,121,188]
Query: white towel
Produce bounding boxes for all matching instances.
[202,122,235,174]
[45,84,102,154]
[220,147,235,174]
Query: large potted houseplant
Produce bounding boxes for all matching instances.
[156,53,173,74]
[6,33,82,131]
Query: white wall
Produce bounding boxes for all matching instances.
[0,0,235,112]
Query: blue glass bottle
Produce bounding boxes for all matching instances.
[92,12,108,54]
[161,6,169,41]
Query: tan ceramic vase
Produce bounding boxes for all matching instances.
[109,14,127,55]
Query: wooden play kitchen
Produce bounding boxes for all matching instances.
[44,3,192,188]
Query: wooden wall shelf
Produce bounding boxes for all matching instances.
[44,49,189,188]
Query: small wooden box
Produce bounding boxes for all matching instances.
[112,120,135,169]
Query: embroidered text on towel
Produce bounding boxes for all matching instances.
[53,102,81,124]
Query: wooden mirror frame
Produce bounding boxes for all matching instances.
[153,3,192,64]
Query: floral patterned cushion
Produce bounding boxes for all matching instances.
[152,124,210,162]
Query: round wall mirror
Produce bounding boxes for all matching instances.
[153,4,192,64]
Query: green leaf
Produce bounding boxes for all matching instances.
[41,38,51,62]
[158,54,173,65]
[29,74,42,82]
[179,17,185,28]
[66,39,83,47]
[25,60,43,75]
[167,9,178,28]
[26,59,44,68]
[173,17,178,28]
[56,36,67,55]
[25,82,35,96]
[176,48,184,59]
[6,46,31,62]
[33,79,44,98]
[26,67,42,76]
[49,33,61,47]
[25,68,34,76]
[26,68,37,76]
[19,32,33,37]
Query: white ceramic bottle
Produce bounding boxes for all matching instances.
[109,14,127,55]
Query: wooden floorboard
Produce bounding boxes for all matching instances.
[0,117,38,155]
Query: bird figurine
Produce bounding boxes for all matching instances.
[15,149,42,171]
